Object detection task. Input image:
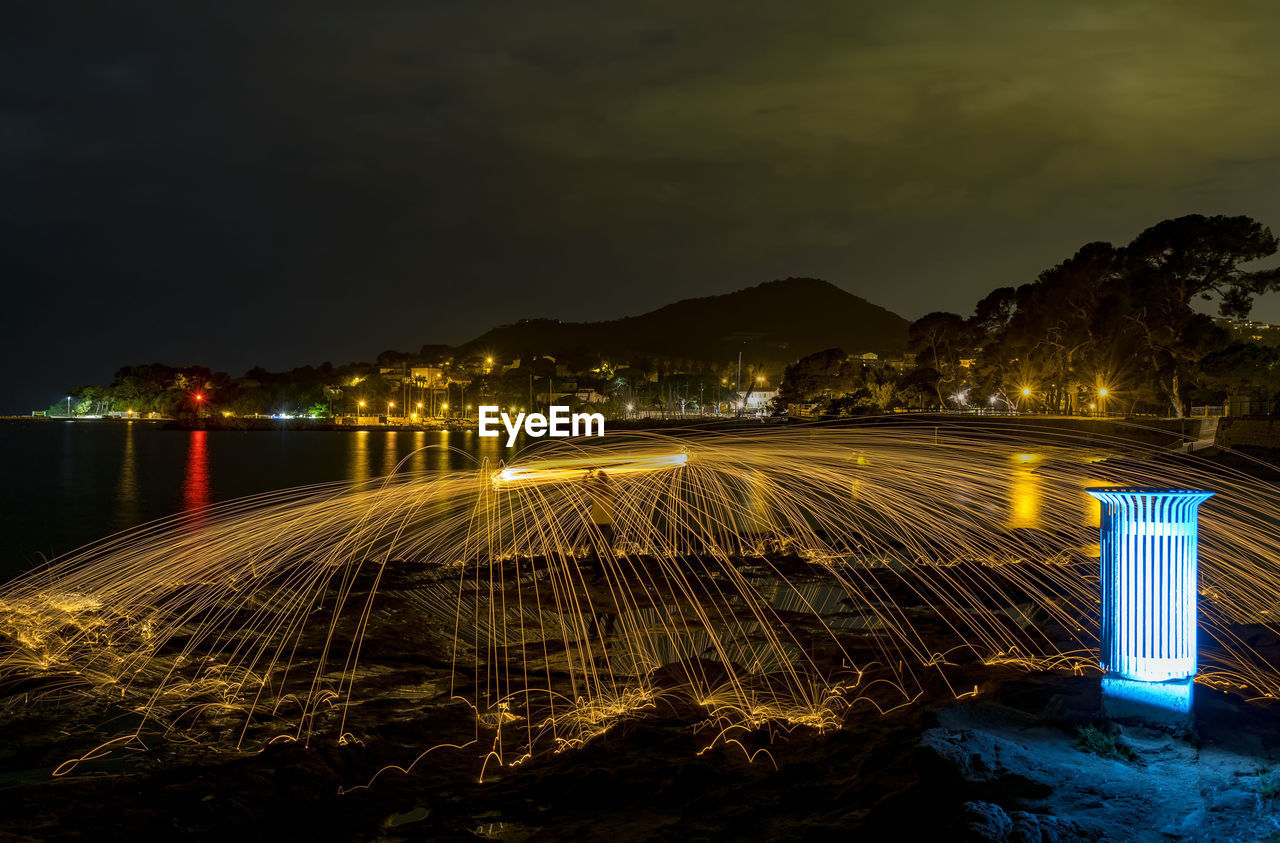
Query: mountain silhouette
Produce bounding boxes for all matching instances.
[458,278,907,364]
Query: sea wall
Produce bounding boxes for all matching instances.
[802,414,1208,449]
[1215,417,1280,452]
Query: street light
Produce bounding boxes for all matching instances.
[66,396,71,417]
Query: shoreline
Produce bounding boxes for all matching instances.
[5,413,1279,457]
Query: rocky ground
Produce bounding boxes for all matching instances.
[3,484,1279,842]
[4,667,1280,841]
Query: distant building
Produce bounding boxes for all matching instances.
[573,388,607,405]
[410,366,445,385]
[738,388,778,410]
[853,352,884,370]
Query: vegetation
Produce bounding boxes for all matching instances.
[1075,725,1137,762]
[46,355,752,421]
[48,220,1280,420]
[776,214,1280,418]
[1256,768,1280,800]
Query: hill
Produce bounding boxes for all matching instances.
[458,278,908,364]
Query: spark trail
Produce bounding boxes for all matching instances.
[1,421,1278,777]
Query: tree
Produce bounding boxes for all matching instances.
[907,313,969,406]
[776,348,859,407]
[1121,215,1280,416]
[971,287,1017,339]
[1198,343,1279,400]
[1007,242,1121,413]
[863,369,901,412]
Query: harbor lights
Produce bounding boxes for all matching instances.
[1086,487,1214,722]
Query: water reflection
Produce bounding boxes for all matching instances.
[113,422,139,528]
[182,430,211,512]
[477,429,501,470]
[1006,455,1043,530]
[1080,477,1104,528]
[382,432,400,477]
[350,431,370,486]
[411,431,427,473]
[433,432,452,473]
[998,450,1105,539]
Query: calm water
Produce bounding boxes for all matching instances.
[0,420,1106,582]
[0,420,521,577]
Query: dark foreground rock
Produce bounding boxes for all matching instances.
[3,672,1280,841]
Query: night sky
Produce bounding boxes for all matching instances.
[4,1,1280,413]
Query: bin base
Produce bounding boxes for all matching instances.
[1102,675,1193,728]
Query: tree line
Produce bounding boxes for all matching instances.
[776,215,1280,418]
[51,354,753,419]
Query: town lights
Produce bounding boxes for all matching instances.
[1086,487,1214,719]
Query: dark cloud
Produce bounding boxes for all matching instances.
[3,0,1279,410]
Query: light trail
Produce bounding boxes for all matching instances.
[492,450,689,486]
[0,422,1277,779]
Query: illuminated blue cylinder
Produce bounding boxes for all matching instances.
[1085,488,1213,683]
